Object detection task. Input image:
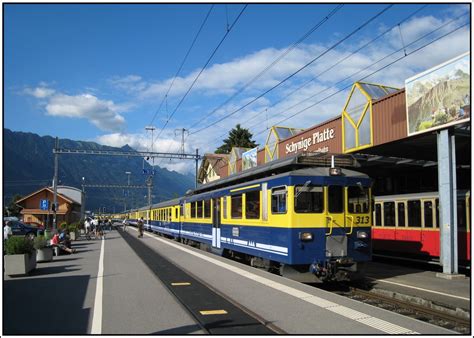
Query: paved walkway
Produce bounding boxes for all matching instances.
[3,227,462,335]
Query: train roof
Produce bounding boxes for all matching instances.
[374,190,469,201]
[193,152,360,194]
[183,166,370,201]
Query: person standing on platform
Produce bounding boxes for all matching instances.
[137,217,144,238]
[122,217,129,232]
[3,221,12,241]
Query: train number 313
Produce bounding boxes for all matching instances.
[355,216,370,224]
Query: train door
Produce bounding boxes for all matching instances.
[325,185,346,257]
[212,198,221,248]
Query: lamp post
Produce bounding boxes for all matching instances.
[81,177,86,222]
[145,126,155,225]
[124,171,131,211]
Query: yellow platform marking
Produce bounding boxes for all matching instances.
[171,282,191,286]
[199,310,228,315]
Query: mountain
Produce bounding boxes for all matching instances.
[3,129,195,213]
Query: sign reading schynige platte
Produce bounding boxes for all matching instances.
[285,128,335,154]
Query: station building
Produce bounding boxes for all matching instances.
[197,52,470,277]
[15,185,83,227]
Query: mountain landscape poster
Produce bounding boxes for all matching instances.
[405,51,470,136]
[242,147,258,170]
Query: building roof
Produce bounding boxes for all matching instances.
[197,153,230,182]
[16,186,78,206]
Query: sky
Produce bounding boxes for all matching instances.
[3,2,471,174]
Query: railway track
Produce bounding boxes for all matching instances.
[334,285,470,334]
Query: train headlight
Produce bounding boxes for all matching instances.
[299,232,313,241]
[357,231,368,239]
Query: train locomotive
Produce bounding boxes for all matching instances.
[122,155,373,282]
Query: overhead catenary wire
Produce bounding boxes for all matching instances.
[251,20,469,138]
[153,4,248,146]
[187,4,344,130]
[208,9,466,143]
[230,4,428,134]
[148,5,215,127]
[189,4,394,136]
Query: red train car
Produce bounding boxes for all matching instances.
[372,191,470,265]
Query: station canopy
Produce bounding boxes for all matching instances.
[265,126,304,163]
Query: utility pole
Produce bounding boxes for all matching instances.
[124,171,131,211]
[53,137,59,232]
[175,128,189,158]
[145,126,156,224]
[195,148,199,188]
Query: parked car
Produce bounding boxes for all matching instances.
[5,220,44,240]
[24,221,45,229]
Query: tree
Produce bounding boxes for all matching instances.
[4,194,23,217]
[215,124,258,154]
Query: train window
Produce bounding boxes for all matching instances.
[223,197,227,219]
[175,208,178,219]
[375,203,381,226]
[348,186,369,213]
[246,190,260,219]
[424,201,433,228]
[168,208,171,221]
[180,205,184,217]
[383,202,395,226]
[191,203,196,219]
[328,186,343,213]
[435,199,439,228]
[204,200,211,218]
[271,187,287,214]
[294,185,323,213]
[457,199,467,230]
[231,195,242,219]
[407,200,421,227]
[197,201,203,218]
[397,202,406,227]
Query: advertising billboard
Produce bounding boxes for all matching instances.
[405,52,470,136]
[242,147,258,170]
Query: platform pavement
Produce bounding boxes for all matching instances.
[3,228,459,335]
[3,230,204,335]
[364,261,470,314]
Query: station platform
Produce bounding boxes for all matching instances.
[364,260,470,317]
[3,227,468,335]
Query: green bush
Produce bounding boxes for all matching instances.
[68,223,78,233]
[5,236,34,255]
[59,222,68,230]
[33,235,47,250]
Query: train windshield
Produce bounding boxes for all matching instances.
[347,186,370,213]
[294,185,324,213]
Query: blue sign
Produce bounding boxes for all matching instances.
[40,199,49,210]
[142,169,156,175]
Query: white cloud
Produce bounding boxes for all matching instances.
[108,75,146,93]
[24,86,55,98]
[24,86,127,132]
[45,93,125,132]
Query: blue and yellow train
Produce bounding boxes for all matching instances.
[119,163,373,282]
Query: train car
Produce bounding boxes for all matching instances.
[127,163,373,283]
[372,191,470,265]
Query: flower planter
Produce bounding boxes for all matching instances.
[69,231,77,241]
[4,252,37,276]
[36,247,53,262]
